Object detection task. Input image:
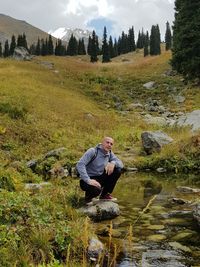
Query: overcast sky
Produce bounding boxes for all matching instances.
[0,0,175,39]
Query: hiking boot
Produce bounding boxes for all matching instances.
[100,193,117,202]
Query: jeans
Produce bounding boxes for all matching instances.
[80,167,122,199]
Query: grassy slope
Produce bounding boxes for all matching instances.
[0,49,200,168]
[0,49,200,266]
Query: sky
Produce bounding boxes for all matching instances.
[0,0,175,40]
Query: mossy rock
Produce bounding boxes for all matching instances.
[172,230,197,242]
[146,225,165,230]
[147,234,167,242]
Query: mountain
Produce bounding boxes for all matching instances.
[49,27,93,48]
[0,13,57,45]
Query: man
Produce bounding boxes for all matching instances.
[76,136,123,204]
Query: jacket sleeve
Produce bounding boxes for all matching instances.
[76,148,96,183]
[109,151,123,169]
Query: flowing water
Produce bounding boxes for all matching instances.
[95,172,200,267]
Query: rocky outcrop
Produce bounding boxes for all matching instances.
[13,46,32,61]
[141,131,173,154]
[177,110,200,131]
[79,201,120,221]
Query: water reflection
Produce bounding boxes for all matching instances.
[96,172,200,267]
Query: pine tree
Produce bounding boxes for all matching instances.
[144,31,149,57]
[41,39,47,56]
[35,38,41,55]
[29,44,36,55]
[128,26,136,52]
[17,35,23,46]
[171,0,200,79]
[9,35,16,55]
[90,30,98,62]
[0,42,2,57]
[66,34,78,56]
[48,34,54,55]
[150,24,161,55]
[102,26,110,63]
[3,40,10,57]
[113,38,118,57]
[109,36,115,58]
[22,33,28,49]
[87,35,92,55]
[165,21,172,51]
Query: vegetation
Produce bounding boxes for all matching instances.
[0,45,200,265]
[171,0,200,80]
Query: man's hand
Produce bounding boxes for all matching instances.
[88,179,101,188]
[105,162,115,175]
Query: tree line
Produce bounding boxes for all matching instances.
[0,22,172,63]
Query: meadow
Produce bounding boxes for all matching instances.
[0,48,199,266]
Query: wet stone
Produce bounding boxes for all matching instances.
[147,234,167,242]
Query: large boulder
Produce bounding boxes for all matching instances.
[13,46,32,61]
[177,110,200,131]
[80,201,120,221]
[141,131,173,154]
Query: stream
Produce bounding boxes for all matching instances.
[95,172,200,267]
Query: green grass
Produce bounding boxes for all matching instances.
[0,49,200,266]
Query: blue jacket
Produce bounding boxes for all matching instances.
[76,144,123,183]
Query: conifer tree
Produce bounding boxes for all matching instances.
[165,21,172,51]
[35,38,41,55]
[3,40,10,57]
[144,32,149,57]
[150,24,161,55]
[109,36,115,58]
[171,0,200,79]
[41,39,47,56]
[78,38,86,55]
[90,30,98,62]
[9,35,16,55]
[29,44,36,55]
[17,35,23,47]
[22,33,28,50]
[113,38,118,57]
[87,35,92,55]
[48,34,54,55]
[102,26,110,63]
[128,26,136,52]
[66,34,78,56]
[0,42,2,57]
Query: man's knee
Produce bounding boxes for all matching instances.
[114,167,122,176]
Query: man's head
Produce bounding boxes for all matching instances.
[102,136,114,152]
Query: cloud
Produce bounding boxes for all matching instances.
[0,0,174,39]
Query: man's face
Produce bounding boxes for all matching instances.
[102,137,114,152]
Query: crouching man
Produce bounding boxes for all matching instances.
[76,136,123,204]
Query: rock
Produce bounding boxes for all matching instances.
[13,46,32,61]
[87,237,104,262]
[26,159,38,170]
[193,203,200,227]
[143,81,156,89]
[143,114,168,126]
[44,147,67,159]
[176,186,200,194]
[147,234,167,241]
[156,167,166,173]
[172,230,196,242]
[172,95,186,104]
[48,166,69,179]
[24,182,51,191]
[79,201,120,221]
[141,249,186,267]
[127,103,143,111]
[141,131,173,154]
[169,242,192,253]
[125,167,138,172]
[171,198,189,205]
[177,110,200,131]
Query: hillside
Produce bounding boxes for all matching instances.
[0,49,199,168]
[0,49,200,266]
[0,13,58,45]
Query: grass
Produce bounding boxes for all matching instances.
[0,47,200,266]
